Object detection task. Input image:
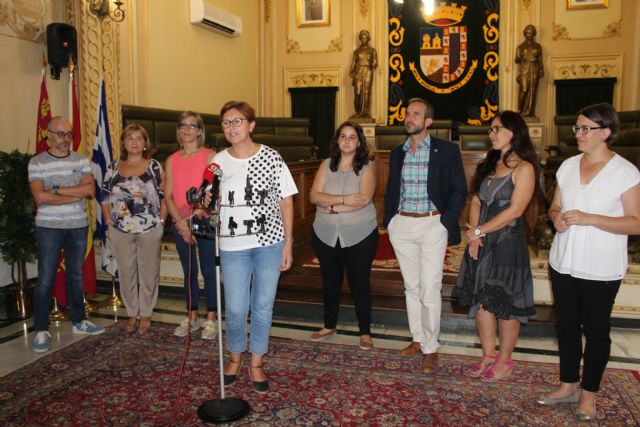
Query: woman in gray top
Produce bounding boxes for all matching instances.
[308,121,378,350]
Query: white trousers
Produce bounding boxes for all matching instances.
[388,214,448,354]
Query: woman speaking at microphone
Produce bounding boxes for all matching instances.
[165,111,218,339]
[213,100,297,394]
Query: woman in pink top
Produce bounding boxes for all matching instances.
[165,111,218,339]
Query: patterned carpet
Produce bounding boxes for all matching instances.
[1,323,638,426]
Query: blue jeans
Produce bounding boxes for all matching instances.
[220,241,284,356]
[172,225,217,312]
[34,226,88,331]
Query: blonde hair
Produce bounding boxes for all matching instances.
[176,111,205,147]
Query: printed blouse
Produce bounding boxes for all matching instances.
[101,159,164,234]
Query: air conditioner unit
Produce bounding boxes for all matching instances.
[189,0,242,38]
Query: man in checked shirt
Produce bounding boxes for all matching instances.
[383,98,467,374]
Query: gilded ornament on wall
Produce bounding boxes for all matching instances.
[602,19,621,38]
[286,38,302,54]
[552,23,570,40]
[556,63,615,79]
[327,36,342,52]
[358,0,368,18]
[0,0,46,41]
[288,71,339,87]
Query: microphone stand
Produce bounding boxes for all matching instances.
[197,209,250,423]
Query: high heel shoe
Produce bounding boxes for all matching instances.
[223,358,242,386]
[536,391,579,406]
[249,365,269,394]
[468,354,496,378]
[480,359,515,383]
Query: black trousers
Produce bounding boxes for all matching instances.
[311,228,378,335]
[549,267,621,392]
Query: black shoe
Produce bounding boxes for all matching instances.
[224,358,242,386]
[249,365,269,394]
[223,374,237,386]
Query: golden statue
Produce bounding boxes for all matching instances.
[515,25,544,119]
[350,30,377,120]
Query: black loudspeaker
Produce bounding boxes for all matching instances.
[46,23,77,80]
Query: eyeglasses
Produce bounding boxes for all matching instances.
[221,118,247,129]
[48,130,74,139]
[487,125,504,135]
[572,125,604,134]
[338,134,358,142]
[178,123,200,130]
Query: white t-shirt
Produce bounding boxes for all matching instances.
[549,153,640,280]
[213,145,298,251]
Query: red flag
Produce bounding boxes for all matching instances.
[53,71,97,306]
[35,68,51,154]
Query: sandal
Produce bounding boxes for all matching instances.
[124,317,137,333]
[481,359,515,383]
[468,354,496,378]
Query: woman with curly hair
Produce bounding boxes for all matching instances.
[308,121,378,350]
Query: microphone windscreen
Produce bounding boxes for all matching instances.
[202,163,218,184]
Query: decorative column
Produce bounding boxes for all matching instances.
[64,0,122,159]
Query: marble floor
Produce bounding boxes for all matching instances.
[1,293,639,378]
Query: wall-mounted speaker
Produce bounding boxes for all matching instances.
[46,23,77,80]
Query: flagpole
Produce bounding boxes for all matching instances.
[101,275,124,310]
[49,297,70,322]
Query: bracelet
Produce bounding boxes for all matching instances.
[342,196,345,205]
[330,205,337,214]
[284,237,294,243]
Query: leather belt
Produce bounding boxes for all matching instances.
[399,210,440,218]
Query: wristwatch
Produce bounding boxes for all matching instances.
[52,184,59,195]
[474,226,482,237]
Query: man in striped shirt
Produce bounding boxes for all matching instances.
[28,116,104,353]
[383,99,467,374]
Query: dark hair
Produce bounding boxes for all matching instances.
[328,121,370,175]
[120,124,152,160]
[220,100,256,123]
[407,98,435,119]
[470,110,540,195]
[578,102,620,145]
[176,111,205,147]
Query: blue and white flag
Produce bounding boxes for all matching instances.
[91,77,118,276]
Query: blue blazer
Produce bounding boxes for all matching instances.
[383,136,468,245]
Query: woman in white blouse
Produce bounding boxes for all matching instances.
[539,103,640,422]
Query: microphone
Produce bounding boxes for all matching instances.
[185,162,222,211]
[204,163,223,212]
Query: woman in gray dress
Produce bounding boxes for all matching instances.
[453,111,538,382]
